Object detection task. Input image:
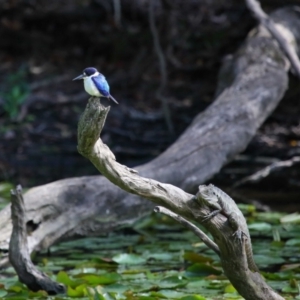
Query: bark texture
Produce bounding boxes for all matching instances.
[0,7,299,277]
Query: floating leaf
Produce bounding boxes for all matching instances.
[103,283,128,293]
[159,276,188,289]
[286,238,300,246]
[224,284,236,293]
[28,290,48,297]
[270,241,284,248]
[185,263,222,276]
[248,222,272,231]
[56,271,79,288]
[80,273,121,285]
[254,255,285,267]
[281,213,300,224]
[0,182,14,200]
[180,295,206,300]
[112,253,147,265]
[280,263,300,271]
[146,252,174,261]
[223,293,243,299]
[183,252,213,263]
[156,290,187,298]
[255,212,283,224]
[91,287,117,300]
[281,284,299,294]
[0,290,8,297]
[237,204,256,214]
[67,284,87,297]
[8,285,23,293]
[149,291,168,298]
[262,272,290,280]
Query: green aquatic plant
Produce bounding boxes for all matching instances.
[1,67,29,121]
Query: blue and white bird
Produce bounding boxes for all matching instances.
[73,67,118,104]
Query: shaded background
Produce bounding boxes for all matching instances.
[0,0,300,209]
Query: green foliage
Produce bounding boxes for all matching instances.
[1,67,29,121]
[112,254,147,265]
[0,182,14,200]
[2,208,300,299]
[0,182,14,210]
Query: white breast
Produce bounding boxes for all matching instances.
[84,77,101,96]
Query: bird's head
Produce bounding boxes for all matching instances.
[73,67,98,81]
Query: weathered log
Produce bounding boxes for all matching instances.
[0,6,299,271]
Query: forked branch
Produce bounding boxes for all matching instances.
[77,97,284,300]
[154,206,220,255]
[245,0,300,78]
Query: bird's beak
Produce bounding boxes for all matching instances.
[72,74,84,81]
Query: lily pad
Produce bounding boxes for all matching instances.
[112,253,147,265]
[180,296,206,300]
[185,263,222,276]
[80,273,121,285]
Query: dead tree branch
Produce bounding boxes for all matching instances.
[76,96,283,300]
[233,156,300,188]
[9,185,65,295]
[245,0,300,78]
[154,206,220,255]
[78,98,192,215]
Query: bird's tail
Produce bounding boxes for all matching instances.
[109,95,119,104]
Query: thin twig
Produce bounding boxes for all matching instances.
[149,0,174,134]
[154,206,220,255]
[112,0,121,27]
[233,156,300,188]
[245,0,300,78]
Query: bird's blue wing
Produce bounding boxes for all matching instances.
[92,75,110,97]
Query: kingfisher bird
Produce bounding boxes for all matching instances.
[73,67,118,104]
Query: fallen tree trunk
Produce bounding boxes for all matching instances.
[0,6,299,269]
